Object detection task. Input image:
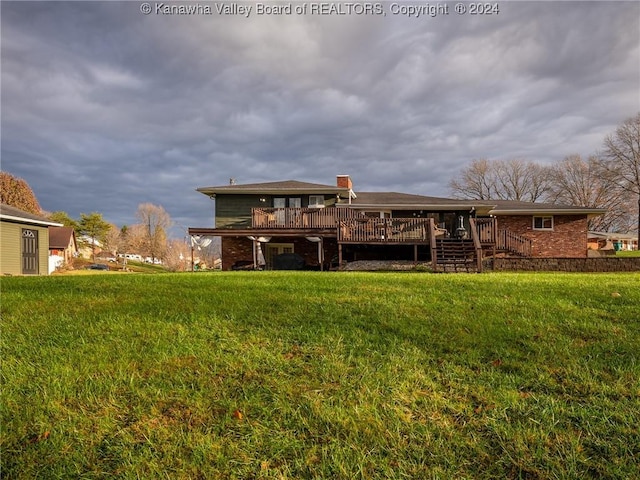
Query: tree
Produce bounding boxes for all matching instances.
[103,223,123,256]
[0,171,41,214]
[600,113,640,234]
[135,203,172,263]
[547,155,633,232]
[164,238,191,272]
[449,158,552,202]
[493,159,551,202]
[49,211,80,231]
[449,158,495,200]
[78,212,111,261]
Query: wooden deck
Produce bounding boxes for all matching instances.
[252,207,357,229]
[190,210,534,273]
[338,217,432,244]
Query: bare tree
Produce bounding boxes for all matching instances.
[493,159,552,202]
[135,203,172,263]
[164,239,191,272]
[449,158,496,200]
[103,223,123,256]
[600,113,640,234]
[449,158,551,202]
[121,224,147,256]
[547,155,633,232]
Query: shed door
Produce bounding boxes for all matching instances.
[22,228,39,274]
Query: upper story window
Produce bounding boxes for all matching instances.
[533,216,553,230]
[308,195,325,208]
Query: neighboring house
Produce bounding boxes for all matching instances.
[0,204,62,275]
[48,226,78,271]
[189,176,606,271]
[588,231,638,252]
[78,235,103,259]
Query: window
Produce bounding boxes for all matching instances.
[308,195,325,208]
[533,216,553,230]
[289,198,301,208]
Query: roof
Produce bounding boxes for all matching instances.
[197,180,351,196]
[195,179,607,217]
[588,231,638,241]
[48,226,77,249]
[0,204,63,227]
[487,200,607,216]
[345,192,496,214]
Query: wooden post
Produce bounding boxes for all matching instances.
[414,244,418,262]
[252,239,257,270]
[338,243,343,269]
[429,218,438,271]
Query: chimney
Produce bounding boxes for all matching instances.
[336,175,352,189]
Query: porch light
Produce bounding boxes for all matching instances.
[259,197,266,203]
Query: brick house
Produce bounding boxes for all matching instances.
[189,176,606,271]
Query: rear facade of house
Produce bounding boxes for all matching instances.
[189,176,605,271]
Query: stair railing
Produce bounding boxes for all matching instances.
[498,230,533,257]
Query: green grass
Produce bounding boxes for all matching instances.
[2,272,639,479]
[616,250,640,257]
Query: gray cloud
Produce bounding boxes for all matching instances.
[2,1,638,234]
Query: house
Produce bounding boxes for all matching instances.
[1,204,62,275]
[588,231,638,252]
[48,226,78,271]
[188,175,606,271]
[77,235,103,260]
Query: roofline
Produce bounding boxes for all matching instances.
[588,231,638,239]
[0,214,63,227]
[197,187,351,197]
[338,203,495,214]
[489,208,607,216]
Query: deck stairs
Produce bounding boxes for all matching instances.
[433,238,479,272]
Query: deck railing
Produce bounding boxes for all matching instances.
[497,229,533,257]
[251,207,358,229]
[338,217,431,243]
[474,217,497,244]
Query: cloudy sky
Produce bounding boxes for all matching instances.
[2,1,638,236]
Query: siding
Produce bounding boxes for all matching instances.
[0,220,50,275]
[216,195,265,228]
[215,194,334,228]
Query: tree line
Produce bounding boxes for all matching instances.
[48,203,172,263]
[449,113,640,233]
[1,171,219,270]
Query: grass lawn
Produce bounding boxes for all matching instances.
[2,272,639,479]
[616,250,640,258]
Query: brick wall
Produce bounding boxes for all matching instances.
[221,237,254,270]
[221,236,338,270]
[488,257,640,272]
[498,215,588,258]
